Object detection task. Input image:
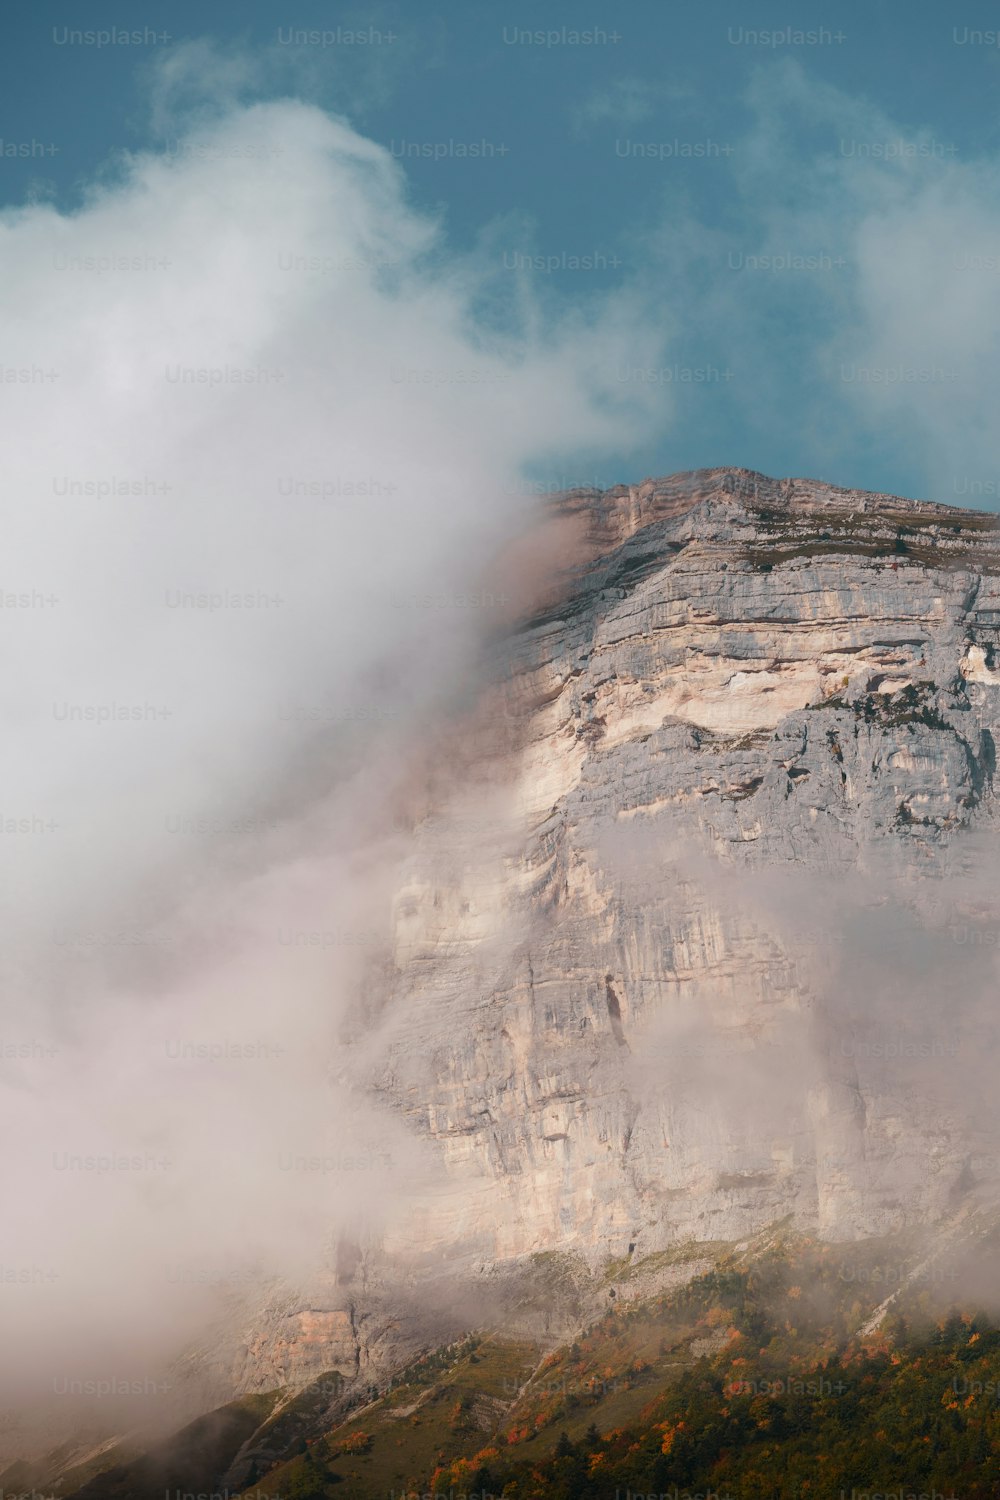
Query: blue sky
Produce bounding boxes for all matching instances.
[5,0,1000,504]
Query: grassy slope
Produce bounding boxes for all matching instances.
[48,1222,1000,1499]
[51,1392,277,1500]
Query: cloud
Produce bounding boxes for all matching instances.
[0,84,669,1416]
[570,76,694,136]
[624,57,1000,503]
[142,26,409,138]
[738,60,1000,501]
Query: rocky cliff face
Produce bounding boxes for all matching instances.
[351,467,1000,1282]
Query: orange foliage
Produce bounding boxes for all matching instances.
[338,1430,372,1455]
[659,1419,686,1456]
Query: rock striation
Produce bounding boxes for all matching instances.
[356,467,1000,1279]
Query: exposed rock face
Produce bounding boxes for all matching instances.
[357,468,1000,1274]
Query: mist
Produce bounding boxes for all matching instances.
[0,88,669,1424]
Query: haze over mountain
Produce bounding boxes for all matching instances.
[7,465,1000,1494]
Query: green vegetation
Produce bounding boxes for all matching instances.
[421,1239,1000,1499]
[236,1335,542,1499]
[42,1230,1000,1500]
[59,1391,278,1499]
[807,680,949,732]
[859,682,950,730]
[600,1240,719,1288]
[740,505,1000,574]
[444,1309,1000,1498]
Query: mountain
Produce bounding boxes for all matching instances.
[19,1218,1000,1498]
[362,464,1000,1267]
[8,466,1000,1494]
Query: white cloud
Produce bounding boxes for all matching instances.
[0,91,669,1411]
[740,61,1000,498]
[632,58,1000,502]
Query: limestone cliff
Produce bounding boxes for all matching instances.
[355,467,1000,1277]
